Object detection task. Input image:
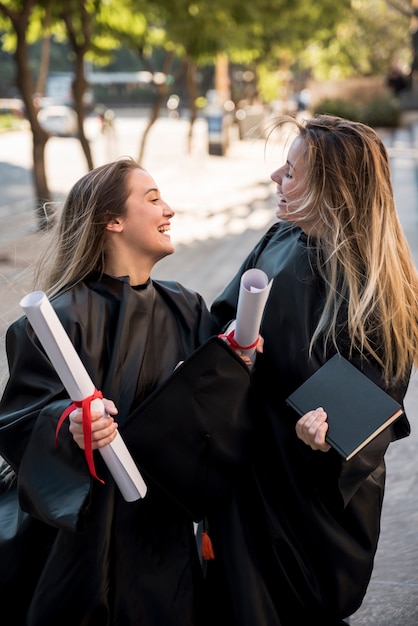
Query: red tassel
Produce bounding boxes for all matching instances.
[201,530,215,560]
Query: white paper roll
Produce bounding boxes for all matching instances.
[233,268,272,357]
[20,290,147,502]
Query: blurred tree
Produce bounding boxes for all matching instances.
[59,0,96,170]
[0,0,53,230]
[34,0,53,96]
[298,0,411,80]
[134,0,351,154]
[1,0,408,215]
[386,0,418,78]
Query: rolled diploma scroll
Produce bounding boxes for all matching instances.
[20,291,147,502]
[232,268,273,357]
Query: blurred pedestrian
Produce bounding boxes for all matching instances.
[386,65,408,96]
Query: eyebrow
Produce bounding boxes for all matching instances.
[287,159,296,171]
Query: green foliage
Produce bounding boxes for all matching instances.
[312,98,363,120]
[297,0,411,80]
[0,111,25,132]
[361,97,402,128]
[0,112,14,130]
[312,95,402,128]
[256,64,283,103]
[0,0,414,111]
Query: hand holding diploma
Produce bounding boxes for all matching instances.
[20,290,147,502]
[221,268,272,360]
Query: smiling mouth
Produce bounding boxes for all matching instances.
[158,226,170,234]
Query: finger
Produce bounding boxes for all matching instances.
[71,419,118,450]
[91,421,118,447]
[296,408,323,432]
[102,399,118,416]
[69,413,117,440]
[94,432,118,449]
[69,408,83,424]
[295,407,327,441]
[90,415,117,435]
[313,420,329,446]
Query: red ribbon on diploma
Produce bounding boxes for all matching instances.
[218,329,259,352]
[55,387,105,484]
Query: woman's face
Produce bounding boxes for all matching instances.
[113,168,175,264]
[271,135,318,235]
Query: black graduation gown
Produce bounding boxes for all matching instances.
[206,221,411,625]
[0,274,253,626]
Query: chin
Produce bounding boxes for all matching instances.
[276,210,288,222]
[158,247,175,261]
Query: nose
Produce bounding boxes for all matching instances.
[271,166,282,183]
[163,201,175,217]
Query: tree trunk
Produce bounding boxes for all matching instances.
[34,0,53,98]
[32,133,51,229]
[184,58,199,154]
[72,58,94,171]
[137,87,167,165]
[137,49,175,164]
[62,5,94,171]
[12,5,53,230]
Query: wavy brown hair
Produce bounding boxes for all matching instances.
[270,114,418,384]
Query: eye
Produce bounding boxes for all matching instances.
[285,170,293,179]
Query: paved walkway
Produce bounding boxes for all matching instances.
[0,116,417,624]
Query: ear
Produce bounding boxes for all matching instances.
[106,218,123,233]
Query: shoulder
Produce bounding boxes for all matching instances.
[152,280,214,337]
[49,285,92,322]
[50,277,124,318]
[268,220,305,242]
[152,279,211,314]
[253,222,313,272]
[256,221,306,252]
[152,279,204,301]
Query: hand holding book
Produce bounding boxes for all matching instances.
[286,354,404,460]
[294,406,332,453]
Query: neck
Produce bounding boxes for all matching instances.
[104,258,152,286]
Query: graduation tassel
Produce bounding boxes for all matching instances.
[201,530,215,560]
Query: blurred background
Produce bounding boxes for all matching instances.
[1,0,418,226]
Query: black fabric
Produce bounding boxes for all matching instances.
[206,221,411,625]
[122,336,254,521]
[0,275,252,626]
[0,479,57,626]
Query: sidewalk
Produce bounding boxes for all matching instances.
[0,118,417,624]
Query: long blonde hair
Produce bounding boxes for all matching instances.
[34,157,143,297]
[273,114,418,384]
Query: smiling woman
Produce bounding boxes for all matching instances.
[0,156,255,626]
[206,113,418,626]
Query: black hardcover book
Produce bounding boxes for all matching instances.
[286,354,404,460]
